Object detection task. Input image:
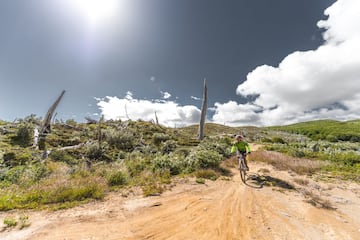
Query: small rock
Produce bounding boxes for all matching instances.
[150,202,162,207]
[281,212,291,217]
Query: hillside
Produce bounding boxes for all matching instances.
[179,122,260,137]
[1,118,360,239]
[267,119,360,142]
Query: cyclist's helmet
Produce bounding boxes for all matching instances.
[235,135,243,140]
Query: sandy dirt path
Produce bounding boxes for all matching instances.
[1,151,360,239]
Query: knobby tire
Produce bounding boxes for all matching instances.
[239,155,247,184]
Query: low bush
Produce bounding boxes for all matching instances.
[125,158,147,177]
[138,170,165,197]
[198,137,231,158]
[185,149,223,171]
[3,217,18,228]
[49,150,77,165]
[3,166,26,184]
[12,123,33,147]
[272,137,286,144]
[195,178,205,184]
[107,170,127,186]
[105,130,136,151]
[328,151,360,166]
[86,142,109,160]
[161,140,177,154]
[3,152,17,167]
[152,133,170,146]
[151,153,184,175]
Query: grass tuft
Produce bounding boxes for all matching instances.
[194,169,219,181]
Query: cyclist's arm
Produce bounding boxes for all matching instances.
[231,144,238,154]
[246,143,251,154]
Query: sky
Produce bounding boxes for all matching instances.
[1,0,359,127]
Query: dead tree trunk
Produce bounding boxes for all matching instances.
[98,115,104,149]
[38,90,66,152]
[198,79,207,140]
[40,90,65,135]
[154,111,159,125]
[125,104,130,120]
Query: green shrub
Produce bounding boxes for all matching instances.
[140,172,164,197]
[326,135,337,142]
[328,151,360,166]
[152,133,170,146]
[107,171,127,186]
[195,178,205,184]
[0,193,17,211]
[13,123,33,147]
[151,153,184,175]
[161,140,177,154]
[125,158,146,177]
[174,148,190,157]
[3,152,17,167]
[288,149,305,158]
[261,138,272,143]
[86,143,108,160]
[49,150,77,165]
[185,149,222,171]
[132,142,158,154]
[198,138,231,158]
[4,166,26,184]
[105,130,135,151]
[3,217,17,228]
[117,151,127,159]
[272,137,286,144]
[18,164,50,185]
[65,119,78,125]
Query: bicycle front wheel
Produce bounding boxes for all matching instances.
[239,157,246,183]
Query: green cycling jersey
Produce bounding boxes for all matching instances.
[231,140,251,154]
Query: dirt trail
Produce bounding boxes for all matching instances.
[1,147,360,239]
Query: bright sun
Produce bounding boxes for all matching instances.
[66,0,120,26]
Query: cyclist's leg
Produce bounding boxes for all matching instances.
[243,153,249,170]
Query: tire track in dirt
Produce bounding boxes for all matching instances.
[126,174,258,240]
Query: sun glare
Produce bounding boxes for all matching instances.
[66,0,120,26]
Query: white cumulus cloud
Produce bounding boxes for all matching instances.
[161,91,171,99]
[97,94,200,127]
[213,0,360,126]
[191,96,201,101]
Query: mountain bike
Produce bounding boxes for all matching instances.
[238,153,248,183]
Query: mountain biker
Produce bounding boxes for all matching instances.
[231,134,251,170]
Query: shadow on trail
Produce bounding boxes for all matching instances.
[243,172,295,190]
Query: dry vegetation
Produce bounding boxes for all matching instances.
[250,150,325,175]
